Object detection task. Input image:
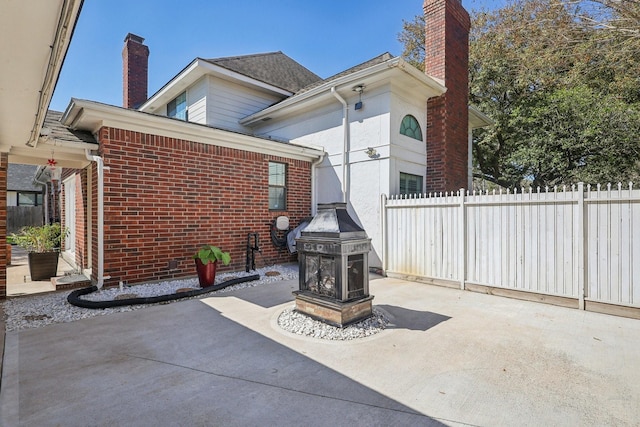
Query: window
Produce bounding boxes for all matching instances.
[17,192,43,206]
[400,172,423,195]
[400,115,423,141]
[269,162,287,210]
[167,91,188,121]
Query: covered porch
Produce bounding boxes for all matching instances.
[0,0,86,299]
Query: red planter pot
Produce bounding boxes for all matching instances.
[194,258,218,287]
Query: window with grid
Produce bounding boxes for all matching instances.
[269,162,287,210]
[167,91,188,121]
[400,172,423,196]
[400,115,423,141]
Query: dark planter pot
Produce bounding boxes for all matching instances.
[28,251,60,281]
[194,258,218,287]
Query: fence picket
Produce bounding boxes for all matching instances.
[384,181,640,310]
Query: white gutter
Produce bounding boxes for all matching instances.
[85,149,108,289]
[241,57,447,126]
[29,0,83,148]
[63,98,323,162]
[331,87,349,204]
[310,149,326,215]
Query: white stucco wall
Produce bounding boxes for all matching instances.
[253,85,400,267]
[250,82,429,268]
[389,84,428,196]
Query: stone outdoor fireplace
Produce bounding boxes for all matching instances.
[294,203,373,327]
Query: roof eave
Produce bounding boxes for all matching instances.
[240,57,447,126]
[139,58,293,113]
[469,105,493,129]
[64,98,324,162]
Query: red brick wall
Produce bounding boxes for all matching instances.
[0,153,7,298]
[93,127,312,286]
[424,0,470,192]
[122,34,149,109]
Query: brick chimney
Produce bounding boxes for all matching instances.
[122,33,149,109]
[424,0,470,192]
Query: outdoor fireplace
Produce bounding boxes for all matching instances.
[294,203,373,327]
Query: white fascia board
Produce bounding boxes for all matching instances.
[240,57,447,126]
[29,0,84,148]
[63,99,324,162]
[139,58,292,112]
[38,135,99,150]
[469,105,493,129]
[138,59,201,112]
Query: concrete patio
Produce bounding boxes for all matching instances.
[6,246,85,297]
[1,274,639,426]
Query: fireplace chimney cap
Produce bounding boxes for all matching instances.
[301,202,367,239]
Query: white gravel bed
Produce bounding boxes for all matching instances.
[4,263,389,340]
[277,307,389,340]
[3,265,297,332]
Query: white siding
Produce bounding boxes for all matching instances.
[206,76,283,132]
[187,77,207,124]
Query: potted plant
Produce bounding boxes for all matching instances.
[192,245,231,287]
[12,223,67,280]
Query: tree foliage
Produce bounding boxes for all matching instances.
[399,0,640,187]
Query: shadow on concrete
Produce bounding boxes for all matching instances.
[209,277,298,309]
[376,304,450,331]
[1,299,447,426]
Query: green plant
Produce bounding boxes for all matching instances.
[12,223,67,253]
[192,245,231,266]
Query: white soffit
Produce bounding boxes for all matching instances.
[63,99,324,162]
[0,0,84,151]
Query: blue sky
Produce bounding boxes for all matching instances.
[50,0,507,112]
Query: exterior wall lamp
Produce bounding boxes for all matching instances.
[352,84,365,110]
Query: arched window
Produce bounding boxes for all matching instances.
[400,115,423,141]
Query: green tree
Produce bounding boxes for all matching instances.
[399,0,640,187]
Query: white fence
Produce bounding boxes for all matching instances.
[382,183,640,313]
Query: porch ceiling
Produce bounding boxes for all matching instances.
[0,0,86,167]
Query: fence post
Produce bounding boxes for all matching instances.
[381,193,388,273]
[577,182,586,310]
[459,188,466,290]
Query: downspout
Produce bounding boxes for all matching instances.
[331,87,349,204]
[85,150,106,289]
[311,150,326,215]
[33,167,50,224]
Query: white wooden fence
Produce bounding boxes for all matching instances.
[382,183,640,315]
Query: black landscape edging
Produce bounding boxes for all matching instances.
[67,274,261,309]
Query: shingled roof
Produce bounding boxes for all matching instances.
[295,52,395,95]
[43,110,96,145]
[203,52,322,93]
[7,164,41,191]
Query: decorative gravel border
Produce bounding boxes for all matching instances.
[3,265,297,332]
[277,306,389,341]
[4,263,389,340]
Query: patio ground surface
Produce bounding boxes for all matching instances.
[1,273,639,426]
